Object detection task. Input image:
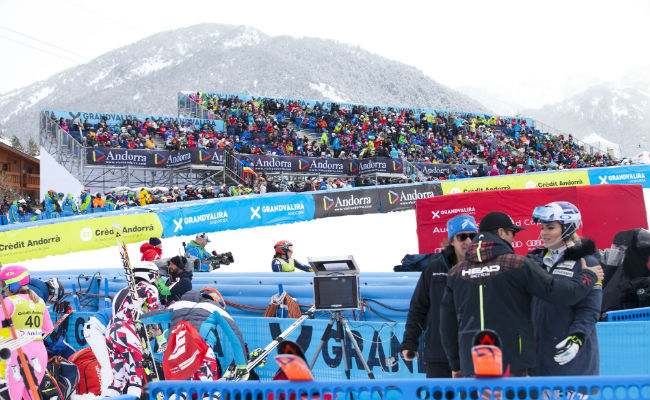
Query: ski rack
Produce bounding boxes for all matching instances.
[221,306,316,381]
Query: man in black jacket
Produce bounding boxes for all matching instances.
[401,215,478,377]
[440,211,604,377]
[159,255,193,306]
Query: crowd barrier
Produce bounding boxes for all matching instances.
[64,313,649,379]
[138,375,650,400]
[603,307,650,322]
[2,166,649,263]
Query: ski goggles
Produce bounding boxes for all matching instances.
[531,206,555,223]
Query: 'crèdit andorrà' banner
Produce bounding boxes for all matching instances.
[440,170,590,194]
[0,214,162,263]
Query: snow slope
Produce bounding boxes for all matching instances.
[17,189,650,274]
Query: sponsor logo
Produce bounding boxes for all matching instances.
[250,206,261,219]
[262,203,305,213]
[349,161,359,173]
[105,151,147,164]
[167,327,186,361]
[392,160,403,172]
[298,159,310,170]
[323,196,335,211]
[461,265,501,278]
[80,228,93,242]
[450,187,462,194]
[91,149,105,162]
[181,212,228,226]
[173,218,183,232]
[512,241,522,248]
[525,181,537,189]
[598,172,646,184]
[432,206,476,219]
[556,261,575,270]
[526,239,543,247]
[553,269,574,278]
[253,158,292,170]
[167,152,192,165]
[199,149,212,162]
[154,152,167,165]
[388,190,399,205]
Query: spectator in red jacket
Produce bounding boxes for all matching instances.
[140,237,163,261]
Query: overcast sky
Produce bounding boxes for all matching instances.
[1,0,648,109]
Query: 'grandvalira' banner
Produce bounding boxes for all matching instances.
[378,183,442,213]
[312,188,380,218]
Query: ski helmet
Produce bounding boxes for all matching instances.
[133,262,159,283]
[46,278,64,303]
[0,265,30,293]
[274,240,293,255]
[532,201,582,240]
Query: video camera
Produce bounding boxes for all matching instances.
[206,251,235,269]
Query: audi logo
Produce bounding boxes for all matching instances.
[526,239,543,246]
[512,241,523,248]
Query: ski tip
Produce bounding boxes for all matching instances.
[112,222,123,230]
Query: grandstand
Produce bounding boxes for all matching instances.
[40,92,615,195]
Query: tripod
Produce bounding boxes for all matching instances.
[308,311,375,380]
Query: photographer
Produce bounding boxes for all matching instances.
[185,232,233,272]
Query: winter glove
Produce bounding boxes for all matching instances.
[554,335,583,365]
[156,277,171,296]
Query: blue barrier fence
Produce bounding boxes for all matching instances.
[144,375,650,400]
[604,307,650,322]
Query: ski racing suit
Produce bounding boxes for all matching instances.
[105,282,160,397]
[83,308,113,396]
[0,294,54,400]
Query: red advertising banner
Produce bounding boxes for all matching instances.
[416,184,648,255]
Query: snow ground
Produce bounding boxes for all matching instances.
[16,189,650,274]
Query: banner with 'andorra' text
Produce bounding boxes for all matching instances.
[0,214,162,263]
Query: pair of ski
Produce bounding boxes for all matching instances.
[112,223,162,386]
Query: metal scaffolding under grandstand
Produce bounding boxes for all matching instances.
[39,112,245,192]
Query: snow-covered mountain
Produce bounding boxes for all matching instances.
[0,23,489,143]
[522,72,650,157]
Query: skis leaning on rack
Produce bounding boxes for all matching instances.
[112,223,162,383]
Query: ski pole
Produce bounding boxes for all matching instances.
[43,306,73,341]
[240,306,315,377]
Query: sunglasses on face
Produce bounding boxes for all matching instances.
[455,232,477,241]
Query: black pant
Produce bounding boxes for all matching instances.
[426,362,452,378]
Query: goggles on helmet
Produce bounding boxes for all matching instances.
[532,206,556,223]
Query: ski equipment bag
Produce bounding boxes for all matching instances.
[68,348,101,395]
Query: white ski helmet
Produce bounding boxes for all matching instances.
[133,262,159,283]
[532,201,582,240]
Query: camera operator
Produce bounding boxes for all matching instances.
[185,232,233,272]
[601,228,650,313]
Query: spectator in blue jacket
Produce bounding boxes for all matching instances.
[43,190,60,219]
[8,200,20,223]
[61,194,78,217]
